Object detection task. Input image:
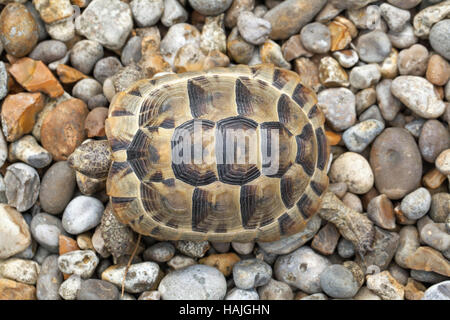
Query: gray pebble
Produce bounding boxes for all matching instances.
[72,79,103,103]
[237,11,271,45]
[376,79,402,121]
[300,293,328,300]
[398,44,429,76]
[420,222,450,252]
[131,0,164,27]
[5,163,40,212]
[349,64,382,89]
[429,193,450,223]
[0,62,8,100]
[300,22,331,54]
[33,246,51,265]
[188,0,233,15]
[332,50,359,68]
[320,264,360,299]
[30,213,66,253]
[258,278,294,300]
[121,36,142,66]
[401,188,431,220]
[388,263,409,286]
[317,88,356,131]
[411,269,448,284]
[405,119,425,138]
[70,40,104,75]
[387,0,422,9]
[158,264,227,300]
[87,94,109,110]
[357,30,392,63]
[93,57,123,84]
[233,259,272,289]
[362,226,400,270]
[36,255,63,300]
[62,196,104,235]
[225,288,259,300]
[8,135,52,169]
[211,242,231,253]
[231,242,255,255]
[380,3,410,32]
[29,40,67,64]
[395,226,420,268]
[388,23,418,49]
[176,240,210,258]
[46,19,76,42]
[342,119,385,153]
[337,238,355,259]
[161,0,188,27]
[359,105,385,124]
[58,250,99,279]
[143,242,175,262]
[429,19,450,60]
[418,120,450,163]
[422,281,450,300]
[77,279,119,300]
[59,274,82,300]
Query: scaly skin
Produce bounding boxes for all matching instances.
[68,140,112,179]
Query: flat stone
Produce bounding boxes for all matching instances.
[77,279,119,300]
[366,271,404,300]
[5,163,40,212]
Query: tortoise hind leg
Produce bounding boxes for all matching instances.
[68,140,112,179]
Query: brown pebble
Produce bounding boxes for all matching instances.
[426,54,450,86]
[367,194,396,230]
[0,278,36,300]
[203,50,230,70]
[199,253,241,276]
[41,98,89,161]
[311,223,340,255]
[56,64,88,84]
[422,168,446,190]
[293,57,321,92]
[84,107,108,138]
[404,278,425,300]
[59,234,80,256]
[328,20,352,52]
[361,187,379,211]
[281,34,312,61]
[405,246,450,277]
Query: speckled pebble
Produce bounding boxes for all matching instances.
[233,259,272,289]
[58,250,99,279]
[62,196,104,235]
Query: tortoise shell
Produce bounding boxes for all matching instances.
[105,64,329,242]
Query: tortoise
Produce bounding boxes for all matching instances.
[68,64,330,242]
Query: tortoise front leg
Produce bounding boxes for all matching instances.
[68,140,112,180]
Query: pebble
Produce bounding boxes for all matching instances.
[422,281,450,300]
[401,188,432,221]
[366,271,405,300]
[33,0,73,24]
[143,242,176,262]
[311,223,340,255]
[58,250,99,279]
[174,43,206,73]
[211,242,230,253]
[30,213,66,253]
[62,196,104,235]
[199,253,240,276]
[388,23,417,49]
[225,288,259,300]
[328,18,353,52]
[257,214,321,255]
[320,264,360,299]
[420,223,450,253]
[405,119,425,138]
[317,88,356,131]
[101,262,161,293]
[1,92,45,142]
[353,286,381,300]
[227,27,255,64]
[56,65,88,85]
[363,227,400,270]
[33,246,51,265]
[5,163,40,212]
[274,246,331,294]
[237,11,271,45]
[0,62,7,100]
[332,49,359,68]
[0,204,31,259]
[91,226,109,258]
[380,48,399,79]
[188,0,232,15]
[349,64,381,89]
[231,242,254,255]
[36,255,63,300]
[260,40,291,69]
[40,98,89,161]
[39,161,76,215]
[329,152,374,194]
[300,293,328,300]
[233,259,272,289]
[0,258,40,285]
[45,18,75,42]
[70,40,104,75]
[429,193,450,223]
[380,3,411,32]
[318,56,349,88]
[405,246,450,277]
[8,135,52,168]
[258,278,294,300]
[84,108,107,138]
[347,5,381,30]
[72,79,103,103]
[167,255,197,270]
[427,54,450,86]
[300,22,331,54]
[93,57,123,84]
[359,105,385,124]
[0,278,36,300]
[395,226,420,269]
[59,234,80,256]
[398,44,429,76]
[225,0,255,28]
[137,291,158,300]
[75,0,133,50]
[342,192,363,213]
[88,94,108,110]
[77,279,119,300]
[121,36,142,66]
[342,119,384,153]
[160,23,201,68]
[263,0,328,40]
[59,274,82,300]
[370,128,422,200]
[337,238,355,259]
[367,194,396,230]
[176,240,210,258]
[419,120,450,163]
[356,30,392,63]
[29,40,67,64]
[0,3,38,57]
[436,150,450,176]
[391,76,445,119]
[199,15,227,54]
[429,19,450,60]
[131,0,164,27]
[411,269,447,284]
[158,264,227,300]
[161,0,188,27]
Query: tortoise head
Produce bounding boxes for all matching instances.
[68,140,112,179]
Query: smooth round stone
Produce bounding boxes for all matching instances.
[225,288,259,300]
[5,163,40,212]
[121,36,142,66]
[130,0,164,27]
[332,50,359,68]
[72,79,103,104]
[188,0,233,15]
[380,3,410,32]
[62,196,104,235]
[161,0,188,27]
[337,238,355,259]
[411,270,448,284]
[329,152,374,194]
[88,94,109,110]
[420,223,450,253]
[93,57,123,84]
[257,214,321,255]
[387,0,422,9]
[77,279,120,300]
[258,278,294,300]
[143,242,175,262]
[70,40,104,75]
[356,30,392,63]
[398,44,429,76]
[342,193,363,213]
[418,120,450,163]
[391,76,445,119]
[0,62,8,101]
[395,226,420,268]
[274,246,331,294]
[388,24,417,49]
[429,20,450,60]
[422,281,450,300]
[429,193,450,223]
[349,64,381,89]
[231,242,255,255]
[58,250,99,279]
[36,255,62,300]
[300,22,331,54]
[39,161,76,215]
[158,264,227,300]
[237,11,271,45]
[342,120,384,153]
[370,128,422,200]
[30,213,66,253]
[320,264,360,299]
[211,242,230,253]
[29,40,67,65]
[233,259,272,289]
[317,88,356,131]
[59,274,82,300]
[101,262,161,293]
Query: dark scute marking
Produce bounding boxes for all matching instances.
[272,69,287,89]
[235,78,253,115]
[188,78,210,118]
[308,104,319,119]
[295,123,315,176]
[166,219,178,229]
[159,118,175,129]
[277,94,291,124]
[260,217,274,227]
[111,109,134,117]
[162,178,175,187]
[192,188,210,233]
[278,212,295,235]
[111,196,134,204]
[172,163,217,186]
[217,164,260,185]
[240,185,257,230]
[110,138,129,152]
[280,175,295,208]
[128,89,142,97]
[250,66,259,76]
[316,127,327,170]
[310,180,325,196]
[110,161,131,176]
[150,226,161,236]
[149,171,163,182]
[292,83,308,107]
[215,223,227,233]
[297,194,314,219]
